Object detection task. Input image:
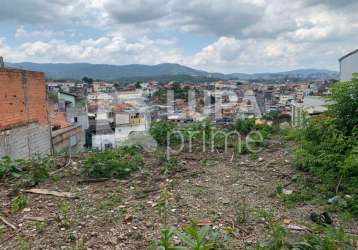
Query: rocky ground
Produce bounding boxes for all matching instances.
[0,137,357,249]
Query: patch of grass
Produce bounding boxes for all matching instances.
[253,209,291,250]
[59,201,71,215]
[0,226,4,240]
[249,153,258,160]
[81,146,143,179]
[156,188,172,227]
[276,175,320,208]
[250,210,356,250]
[295,225,356,250]
[325,194,358,218]
[280,190,315,208]
[97,193,122,210]
[68,238,86,250]
[34,221,47,234]
[160,155,179,175]
[199,159,208,167]
[233,196,251,225]
[16,237,30,250]
[58,201,72,229]
[191,186,206,198]
[11,194,28,212]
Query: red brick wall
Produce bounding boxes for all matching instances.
[0,68,49,129]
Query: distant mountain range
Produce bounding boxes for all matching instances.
[5,62,338,81]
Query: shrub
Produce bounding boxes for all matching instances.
[290,78,358,216]
[0,156,22,179]
[20,155,52,186]
[327,77,358,136]
[292,118,356,191]
[81,146,143,178]
[232,118,256,135]
[231,119,273,140]
[0,155,53,187]
[150,121,178,146]
[255,124,273,139]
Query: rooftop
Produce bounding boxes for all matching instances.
[339,48,358,62]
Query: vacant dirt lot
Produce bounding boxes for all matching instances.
[1,137,357,249]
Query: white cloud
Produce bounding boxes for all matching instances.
[15,26,65,39]
[0,0,357,72]
[186,37,304,73]
[103,0,169,23]
[5,33,182,66]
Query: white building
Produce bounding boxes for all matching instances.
[114,109,148,144]
[88,93,113,101]
[279,95,294,106]
[339,49,358,81]
[291,96,328,127]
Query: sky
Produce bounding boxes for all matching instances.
[0,0,357,73]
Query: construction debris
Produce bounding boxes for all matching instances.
[0,216,17,231]
[22,189,77,199]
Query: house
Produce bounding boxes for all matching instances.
[339,49,358,81]
[0,67,52,159]
[90,122,116,150]
[58,91,77,111]
[291,96,328,127]
[89,111,115,150]
[113,104,148,144]
[53,91,88,153]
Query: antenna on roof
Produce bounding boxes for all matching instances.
[0,56,4,68]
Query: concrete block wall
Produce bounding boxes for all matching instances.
[0,123,52,159]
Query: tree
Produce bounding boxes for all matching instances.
[135,82,142,89]
[82,76,93,85]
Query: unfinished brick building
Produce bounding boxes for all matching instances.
[0,67,52,159]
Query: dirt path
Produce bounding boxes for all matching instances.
[0,137,357,249]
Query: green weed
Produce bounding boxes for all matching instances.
[11,194,28,212]
[34,221,47,234]
[81,146,143,179]
[0,155,53,187]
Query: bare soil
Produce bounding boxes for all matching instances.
[1,137,357,249]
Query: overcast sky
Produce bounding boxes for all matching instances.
[0,0,357,73]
